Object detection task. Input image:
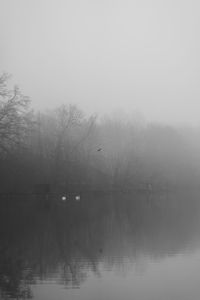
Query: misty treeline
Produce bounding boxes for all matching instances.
[1,73,200,193]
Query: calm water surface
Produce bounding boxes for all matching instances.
[1,191,200,300]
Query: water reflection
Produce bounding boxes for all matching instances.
[0,191,200,299]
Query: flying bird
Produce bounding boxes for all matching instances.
[97,148,102,152]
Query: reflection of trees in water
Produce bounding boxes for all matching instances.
[0,191,200,298]
[0,254,33,299]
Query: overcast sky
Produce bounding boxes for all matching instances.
[1,0,200,125]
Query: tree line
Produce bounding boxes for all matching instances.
[0,73,200,193]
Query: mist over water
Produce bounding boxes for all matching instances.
[1,0,200,299]
[0,191,200,300]
[1,67,200,300]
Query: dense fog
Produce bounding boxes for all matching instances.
[2,1,200,299]
[1,73,200,193]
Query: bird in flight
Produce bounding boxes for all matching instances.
[97,148,102,152]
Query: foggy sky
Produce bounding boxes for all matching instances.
[1,0,200,125]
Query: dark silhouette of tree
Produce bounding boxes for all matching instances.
[0,73,31,154]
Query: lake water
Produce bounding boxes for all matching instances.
[1,191,200,300]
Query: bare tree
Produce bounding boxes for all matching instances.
[0,73,31,154]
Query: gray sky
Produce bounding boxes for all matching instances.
[1,0,200,125]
